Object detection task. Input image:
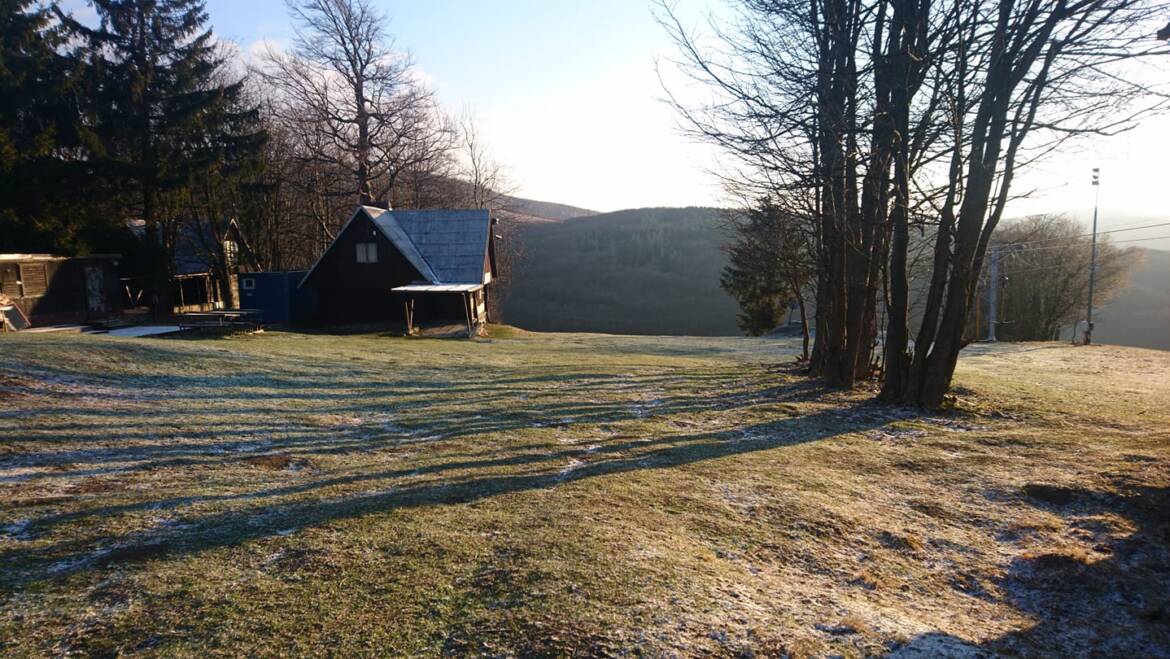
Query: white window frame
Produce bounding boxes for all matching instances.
[356,242,378,264]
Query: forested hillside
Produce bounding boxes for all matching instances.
[503,210,1169,349]
[502,208,741,335]
[1094,248,1170,350]
[500,197,598,222]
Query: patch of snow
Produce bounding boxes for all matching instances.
[1,519,33,540]
[557,458,583,480]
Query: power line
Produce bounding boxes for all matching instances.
[1000,221,1170,248]
[1000,232,1170,255]
[1103,234,1170,245]
[991,235,1170,275]
[992,228,1170,256]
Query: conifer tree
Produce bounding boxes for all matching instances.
[0,0,92,251]
[720,199,814,355]
[62,0,262,312]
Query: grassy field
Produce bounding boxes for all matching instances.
[1,328,1168,657]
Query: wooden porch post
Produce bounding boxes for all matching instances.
[403,297,415,335]
[462,292,473,338]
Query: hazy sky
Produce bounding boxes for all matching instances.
[203,0,724,213]
[61,0,1170,246]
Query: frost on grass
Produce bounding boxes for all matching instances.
[0,333,1167,656]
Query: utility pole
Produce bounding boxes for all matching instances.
[986,243,999,342]
[1084,167,1100,345]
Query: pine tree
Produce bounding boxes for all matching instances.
[62,0,263,312]
[0,0,94,252]
[720,200,814,356]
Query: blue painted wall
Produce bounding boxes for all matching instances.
[238,271,307,324]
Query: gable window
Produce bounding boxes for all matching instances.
[223,240,238,270]
[356,243,378,263]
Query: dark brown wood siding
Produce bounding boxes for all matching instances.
[1,257,121,325]
[300,212,424,324]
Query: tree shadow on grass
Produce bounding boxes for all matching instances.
[1,396,904,587]
[3,354,812,479]
[894,482,1170,657]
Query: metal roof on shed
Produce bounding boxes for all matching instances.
[366,209,440,283]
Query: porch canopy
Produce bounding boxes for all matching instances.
[391,283,486,335]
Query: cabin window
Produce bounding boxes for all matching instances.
[18,263,47,297]
[356,242,378,263]
[223,240,238,270]
[241,277,256,291]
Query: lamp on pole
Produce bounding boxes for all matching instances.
[1084,167,1100,345]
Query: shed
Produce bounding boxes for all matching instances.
[126,218,259,312]
[298,206,496,333]
[0,254,122,326]
[238,271,308,324]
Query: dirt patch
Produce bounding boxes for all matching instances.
[260,547,337,576]
[296,413,362,427]
[8,494,75,508]
[876,530,925,553]
[850,568,890,591]
[0,376,34,401]
[909,498,956,520]
[1022,483,1078,505]
[243,454,314,471]
[0,374,31,386]
[96,542,170,566]
[0,444,26,458]
[76,478,126,494]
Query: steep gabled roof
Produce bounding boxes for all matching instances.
[127,218,259,275]
[366,207,440,284]
[298,206,492,289]
[388,209,491,284]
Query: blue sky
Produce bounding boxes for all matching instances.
[57,0,1170,246]
[208,0,726,213]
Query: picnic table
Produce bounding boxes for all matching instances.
[177,309,264,333]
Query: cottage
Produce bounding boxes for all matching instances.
[126,218,259,312]
[0,254,122,327]
[298,206,496,334]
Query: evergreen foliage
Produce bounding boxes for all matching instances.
[720,200,813,337]
[0,0,97,252]
[57,0,263,307]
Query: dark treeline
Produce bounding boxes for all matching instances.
[0,0,510,311]
[662,0,1170,407]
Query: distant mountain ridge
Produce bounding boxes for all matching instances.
[502,207,740,336]
[499,195,598,223]
[501,204,1169,349]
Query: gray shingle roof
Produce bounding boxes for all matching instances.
[370,208,490,285]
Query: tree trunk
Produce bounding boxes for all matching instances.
[355,79,374,205]
[878,0,922,400]
[794,285,810,361]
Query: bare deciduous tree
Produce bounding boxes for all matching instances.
[986,215,1134,341]
[663,0,1170,407]
[255,0,447,207]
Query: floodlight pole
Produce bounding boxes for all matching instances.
[986,243,999,342]
[1084,168,1100,345]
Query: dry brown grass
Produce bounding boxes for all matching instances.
[0,332,1167,656]
[242,454,314,471]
